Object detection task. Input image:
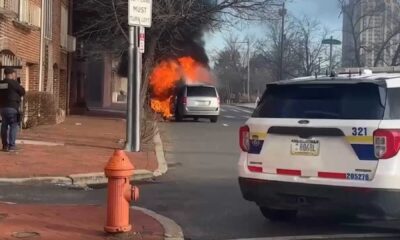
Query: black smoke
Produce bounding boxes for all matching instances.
[118,0,217,77]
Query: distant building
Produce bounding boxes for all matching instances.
[342,0,400,67]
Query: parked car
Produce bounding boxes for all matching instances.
[239,69,400,221]
[174,85,220,122]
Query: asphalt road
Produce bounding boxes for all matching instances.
[1,105,400,240]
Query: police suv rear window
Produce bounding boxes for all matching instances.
[386,88,400,119]
[253,83,385,120]
[187,86,217,97]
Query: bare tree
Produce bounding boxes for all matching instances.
[293,16,328,76]
[214,35,246,102]
[257,15,329,80]
[74,0,284,104]
[391,43,400,66]
[257,17,301,80]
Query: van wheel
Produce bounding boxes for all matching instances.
[175,114,183,122]
[210,116,218,123]
[259,207,297,222]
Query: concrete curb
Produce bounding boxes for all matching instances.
[16,139,64,146]
[0,124,168,186]
[0,177,72,185]
[153,129,168,178]
[68,169,154,186]
[132,206,184,240]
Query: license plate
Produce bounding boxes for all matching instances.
[196,101,210,106]
[291,139,320,156]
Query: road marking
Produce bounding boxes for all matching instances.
[226,106,254,114]
[237,108,253,114]
[220,108,226,112]
[228,233,400,240]
[222,123,229,127]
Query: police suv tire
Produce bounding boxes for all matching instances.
[259,207,297,222]
[210,116,218,123]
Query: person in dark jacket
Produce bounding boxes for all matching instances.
[0,67,25,152]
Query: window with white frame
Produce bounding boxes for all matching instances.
[29,4,41,27]
[44,0,52,39]
[60,5,68,49]
[18,0,41,28]
[0,0,5,8]
[19,0,29,23]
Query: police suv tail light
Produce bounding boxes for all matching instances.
[239,125,250,152]
[374,129,400,159]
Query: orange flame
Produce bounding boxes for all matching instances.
[150,56,213,118]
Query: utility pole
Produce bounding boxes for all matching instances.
[329,36,333,72]
[133,26,141,152]
[126,0,152,152]
[125,26,137,152]
[318,57,322,74]
[247,40,250,102]
[279,2,286,81]
[236,40,252,102]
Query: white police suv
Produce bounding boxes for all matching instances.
[239,68,400,221]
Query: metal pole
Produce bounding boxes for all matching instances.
[133,27,141,152]
[329,36,333,73]
[125,26,135,152]
[318,57,322,74]
[279,2,286,80]
[247,40,250,102]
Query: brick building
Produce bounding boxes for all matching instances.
[0,0,75,126]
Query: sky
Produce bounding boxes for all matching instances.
[205,0,343,61]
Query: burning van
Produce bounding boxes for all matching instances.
[149,56,215,120]
[173,84,220,122]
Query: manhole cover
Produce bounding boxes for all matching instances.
[11,232,40,239]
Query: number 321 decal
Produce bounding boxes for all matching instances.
[352,127,368,136]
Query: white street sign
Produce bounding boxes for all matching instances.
[139,27,145,53]
[128,0,152,27]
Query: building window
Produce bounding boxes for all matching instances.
[19,0,29,22]
[44,0,52,39]
[19,0,41,27]
[60,5,68,49]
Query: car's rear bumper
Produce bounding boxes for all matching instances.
[239,177,400,218]
[183,108,220,116]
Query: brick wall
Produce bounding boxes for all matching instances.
[0,0,72,127]
[50,0,69,115]
[0,0,41,90]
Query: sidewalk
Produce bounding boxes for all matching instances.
[0,115,165,185]
[0,203,168,240]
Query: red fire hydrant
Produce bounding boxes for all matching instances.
[104,150,139,233]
